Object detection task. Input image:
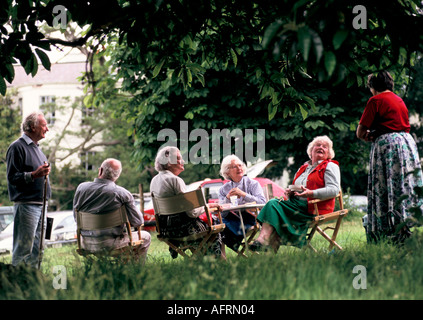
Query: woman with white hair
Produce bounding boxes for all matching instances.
[250,135,341,252]
[218,155,266,252]
[150,146,222,258]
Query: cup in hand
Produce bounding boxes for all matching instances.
[288,185,302,192]
[230,195,238,206]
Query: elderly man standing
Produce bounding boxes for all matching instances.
[6,112,51,268]
[73,158,151,263]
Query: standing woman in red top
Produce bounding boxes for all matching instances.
[357,70,423,244]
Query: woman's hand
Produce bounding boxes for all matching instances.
[226,187,247,199]
[356,124,374,142]
[294,186,314,198]
[284,188,294,198]
[207,202,222,211]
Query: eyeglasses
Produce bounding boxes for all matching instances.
[229,164,243,170]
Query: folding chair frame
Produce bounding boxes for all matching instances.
[152,188,225,259]
[76,206,143,260]
[229,206,263,257]
[306,190,349,252]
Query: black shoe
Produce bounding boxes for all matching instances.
[169,247,178,259]
[249,240,269,252]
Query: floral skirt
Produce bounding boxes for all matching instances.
[367,132,423,242]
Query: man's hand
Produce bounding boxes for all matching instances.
[32,162,50,179]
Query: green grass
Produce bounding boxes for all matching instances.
[1,214,423,300]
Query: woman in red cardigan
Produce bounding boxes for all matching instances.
[250,135,341,252]
[357,70,423,244]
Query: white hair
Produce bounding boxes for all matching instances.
[219,154,247,180]
[154,146,180,172]
[100,158,122,181]
[22,112,45,133]
[306,135,335,160]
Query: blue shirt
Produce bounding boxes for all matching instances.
[218,176,266,205]
[6,134,51,203]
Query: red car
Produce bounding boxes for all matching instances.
[137,178,285,232]
[134,196,156,232]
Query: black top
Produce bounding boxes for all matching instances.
[6,134,51,202]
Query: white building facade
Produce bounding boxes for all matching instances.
[7,49,102,171]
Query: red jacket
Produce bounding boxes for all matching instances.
[293,159,339,215]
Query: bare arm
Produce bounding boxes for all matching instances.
[356,124,371,142]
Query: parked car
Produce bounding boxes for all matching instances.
[134,196,156,232]
[0,206,14,232]
[0,210,77,255]
[344,195,368,213]
[46,210,78,248]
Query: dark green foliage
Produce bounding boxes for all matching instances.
[2,1,423,194]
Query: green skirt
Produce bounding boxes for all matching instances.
[257,197,312,248]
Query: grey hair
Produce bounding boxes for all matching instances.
[22,112,44,133]
[219,154,247,180]
[154,146,180,172]
[306,135,335,160]
[100,158,122,181]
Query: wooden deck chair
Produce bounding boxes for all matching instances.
[76,206,143,260]
[152,188,226,259]
[306,190,349,252]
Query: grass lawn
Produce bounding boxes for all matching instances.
[1,213,423,301]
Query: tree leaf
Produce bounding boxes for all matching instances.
[152,58,165,78]
[299,104,308,120]
[24,53,37,76]
[298,26,311,61]
[35,48,51,71]
[262,19,283,49]
[186,68,192,84]
[3,63,15,83]
[83,94,93,107]
[324,51,336,77]
[332,30,348,50]
[0,76,6,96]
[268,103,278,121]
[311,30,323,63]
[195,73,205,87]
[230,48,238,67]
[305,120,325,129]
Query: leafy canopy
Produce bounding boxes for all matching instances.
[2,0,423,193]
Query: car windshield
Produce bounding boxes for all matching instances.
[204,182,223,200]
[55,215,76,230]
[135,198,154,210]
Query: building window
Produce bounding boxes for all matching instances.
[18,97,23,115]
[39,96,56,126]
[81,105,94,125]
[80,151,96,172]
